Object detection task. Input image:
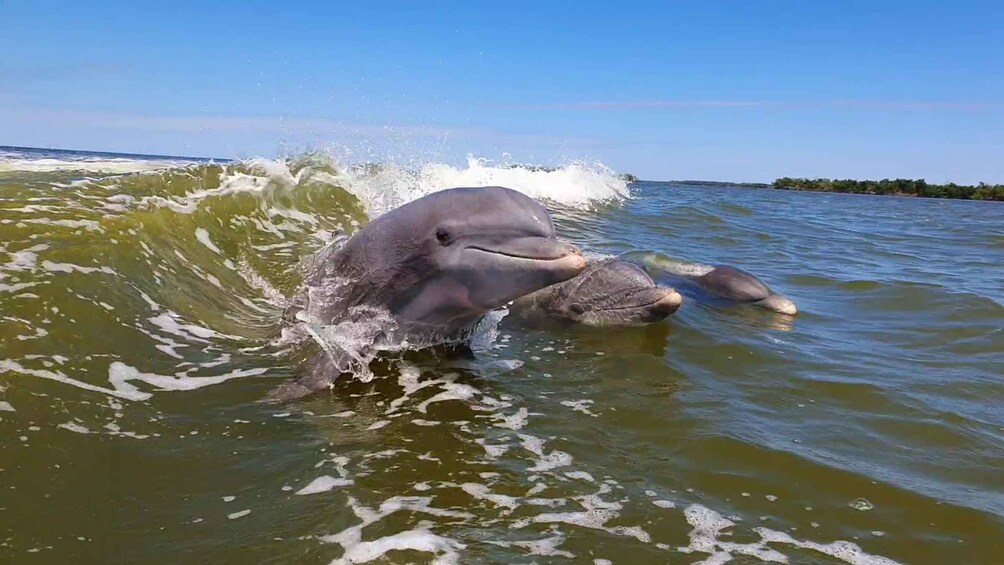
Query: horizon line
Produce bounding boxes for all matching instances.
[3,145,1002,188]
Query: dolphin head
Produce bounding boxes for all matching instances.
[702,265,798,315]
[546,259,682,326]
[346,186,586,327]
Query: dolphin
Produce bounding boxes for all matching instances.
[511,259,683,326]
[270,186,587,400]
[635,253,797,315]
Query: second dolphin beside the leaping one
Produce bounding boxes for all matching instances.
[509,252,796,327]
[510,258,682,326]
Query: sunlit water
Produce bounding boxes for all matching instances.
[1,147,1002,564]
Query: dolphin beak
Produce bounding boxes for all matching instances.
[651,288,683,316]
[468,237,580,261]
[552,248,588,279]
[466,237,586,280]
[461,237,586,311]
[593,285,682,323]
[754,294,798,315]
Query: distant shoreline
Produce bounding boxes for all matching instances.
[0,145,229,163]
[771,177,1002,201]
[661,178,1003,201]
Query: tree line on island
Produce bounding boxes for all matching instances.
[771,177,1003,201]
[658,177,1003,201]
[501,164,1002,201]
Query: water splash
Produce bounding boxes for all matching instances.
[338,155,630,217]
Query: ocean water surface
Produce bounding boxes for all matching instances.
[1,146,1002,564]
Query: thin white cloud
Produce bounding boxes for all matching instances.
[575,100,765,109]
[498,99,1004,111]
[0,62,134,82]
[0,105,604,164]
[19,108,457,136]
[8,106,596,146]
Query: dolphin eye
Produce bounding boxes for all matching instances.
[435,228,452,246]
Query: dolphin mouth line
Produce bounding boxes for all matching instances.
[593,299,663,312]
[591,290,682,312]
[466,245,571,262]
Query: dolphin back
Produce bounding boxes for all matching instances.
[698,265,772,302]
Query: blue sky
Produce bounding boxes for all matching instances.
[2,1,1002,182]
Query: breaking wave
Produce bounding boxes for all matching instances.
[1,150,628,404]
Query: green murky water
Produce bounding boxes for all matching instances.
[1,150,1002,564]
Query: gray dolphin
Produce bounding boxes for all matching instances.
[637,254,797,315]
[270,186,587,400]
[511,259,683,326]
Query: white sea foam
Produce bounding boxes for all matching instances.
[565,471,595,482]
[107,362,268,396]
[194,228,223,254]
[560,399,599,417]
[461,483,521,512]
[0,359,149,401]
[331,528,464,565]
[19,218,102,231]
[755,528,901,565]
[40,261,116,275]
[339,156,629,217]
[386,363,438,414]
[518,433,574,472]
[493,407,532,430]
[321,496,472,565]
[486,533,575,559]
[511,485,650,543]
[1,244,48,273]
[676,504,902,565]
[0,157,190,174]
[58,421,92,434]
[296,476,354,495]
[148,311,242,342]
[416,379,479,414]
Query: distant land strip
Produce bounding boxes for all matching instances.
[661,178,1003,201]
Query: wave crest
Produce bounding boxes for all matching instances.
[336,155,630,217]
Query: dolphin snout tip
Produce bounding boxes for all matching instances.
[555,243,587,272]
[757,294,797,316]
[777,300,797,316]
[543,244,586,283]
[652,288,683,315]
[664,289,683,307]
[568,250,587,271]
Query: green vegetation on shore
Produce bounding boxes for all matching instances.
[773,177,1003,201]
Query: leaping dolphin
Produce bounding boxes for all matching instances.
[270,186,587,400]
